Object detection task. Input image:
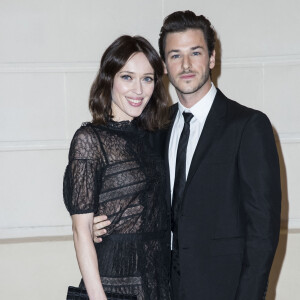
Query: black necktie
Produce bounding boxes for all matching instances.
[171,112,194,249]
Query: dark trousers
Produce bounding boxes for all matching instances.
[171,250,185,300]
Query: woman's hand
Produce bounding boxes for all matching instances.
[93,215,111,243]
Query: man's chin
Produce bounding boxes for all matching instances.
[175,86,200,95]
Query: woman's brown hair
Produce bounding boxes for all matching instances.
[89,35,169,131]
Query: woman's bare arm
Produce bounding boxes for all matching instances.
[72,213,107,300]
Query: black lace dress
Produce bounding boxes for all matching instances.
[63,121,171,300]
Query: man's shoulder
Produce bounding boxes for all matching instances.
[217,89,267,121]
[169,102,178,116]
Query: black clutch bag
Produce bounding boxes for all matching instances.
[67,286,137,300]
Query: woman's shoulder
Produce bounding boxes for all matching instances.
[71,122,95,142]
[69,122,101,160]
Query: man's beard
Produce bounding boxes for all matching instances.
[171,66,210,95]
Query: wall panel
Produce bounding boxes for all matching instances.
[0,72,66,141]
[0,1,299,299]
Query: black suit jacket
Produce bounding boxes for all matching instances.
[166,89,281,300]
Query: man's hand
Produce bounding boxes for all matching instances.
[93,215,111,243]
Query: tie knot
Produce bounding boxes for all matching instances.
[183,112,193,123]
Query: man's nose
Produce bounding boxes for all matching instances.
[182,55,191,71]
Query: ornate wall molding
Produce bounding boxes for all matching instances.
[0,140,70,152]
[1,218,299,240]
[0,62,98,73]
[1,54,300,74]
[0,132,299,152]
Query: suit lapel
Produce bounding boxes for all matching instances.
[185,89,227,190]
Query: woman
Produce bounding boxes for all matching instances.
[63,35,171,300]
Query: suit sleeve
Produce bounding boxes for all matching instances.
[235,112,281,300]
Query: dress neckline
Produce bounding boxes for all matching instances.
[106,119,138,131]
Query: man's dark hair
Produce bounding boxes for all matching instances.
[159,10,216,61]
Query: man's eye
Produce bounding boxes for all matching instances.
[143,76,154,83]
[171,54,180,59]
[192,52,201,56]
[121,75,132,80]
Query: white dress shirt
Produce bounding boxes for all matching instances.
[169,83,217,200]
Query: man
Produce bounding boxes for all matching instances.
[93,11,281,300]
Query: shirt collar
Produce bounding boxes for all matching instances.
[178,83,217,123]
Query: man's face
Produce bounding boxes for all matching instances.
[164,29,215,105]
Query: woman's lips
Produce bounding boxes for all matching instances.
[126,97,143,107]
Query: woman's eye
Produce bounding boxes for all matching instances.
[121,75,132,80]
[143,76,154,83]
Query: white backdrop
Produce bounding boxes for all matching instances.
[0,1,299,299]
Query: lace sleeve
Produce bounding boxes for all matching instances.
[63,125,102,215]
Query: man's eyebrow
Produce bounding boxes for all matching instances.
[191,46,204,50]
[167,49,180,56]
[167,46,204,56]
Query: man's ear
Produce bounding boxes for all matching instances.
[163,61,168,74]
[209,50,216,69]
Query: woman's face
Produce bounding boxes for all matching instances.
[111,52,155,121]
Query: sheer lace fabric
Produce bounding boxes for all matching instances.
[64,121,170,300]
